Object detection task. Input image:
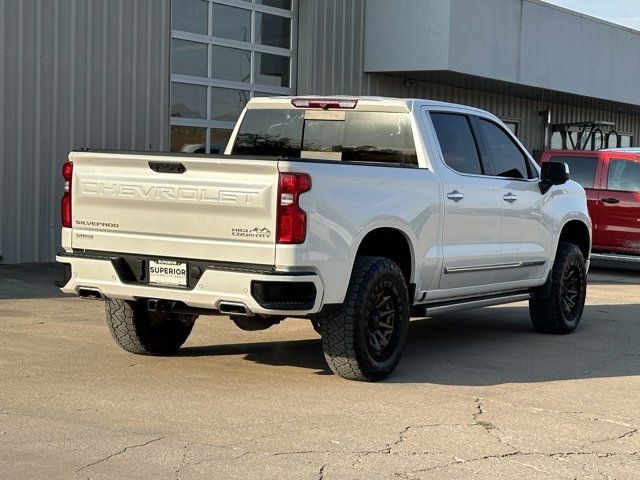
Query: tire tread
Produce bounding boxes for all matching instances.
[105,299,194,355]
[320,256,409,381]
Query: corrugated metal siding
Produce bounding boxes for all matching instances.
[0,0,170,264]
[297,0,640,153]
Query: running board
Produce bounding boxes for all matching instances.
[590,253,640,270]
[412,290,530,317]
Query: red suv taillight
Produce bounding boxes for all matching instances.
[276,172,311,244]
[61,161,73,228]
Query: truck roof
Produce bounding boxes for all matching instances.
[599,148,640,153]
[246,95,497,118]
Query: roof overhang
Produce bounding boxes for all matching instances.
[389,70,640,116]
[364,0,640,109]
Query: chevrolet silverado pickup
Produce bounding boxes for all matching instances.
[57,96,591,381]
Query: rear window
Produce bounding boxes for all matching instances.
[549,155,597,189]
[232,109,418,166]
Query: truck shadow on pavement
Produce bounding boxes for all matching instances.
[177,337,334,375]
[586,267,640,285]
[178,302,640,385]
[393,303,640,385]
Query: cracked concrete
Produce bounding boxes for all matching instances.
[76,436,165,475]
[1,264,640,479]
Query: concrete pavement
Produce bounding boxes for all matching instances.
[0,264,639,479]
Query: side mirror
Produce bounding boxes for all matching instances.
[539,161,570,194]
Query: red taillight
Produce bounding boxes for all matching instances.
[61,161,73,228]
[291,98,358,109]
[277,173,311,244]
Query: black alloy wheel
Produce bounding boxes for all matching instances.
[560,263,582,320]
[366,284,401,361]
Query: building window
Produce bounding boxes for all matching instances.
[171,82,207,119]
[255,52,290,87]
[170,0,297,153]
[211,45,251,83]
[172,0,208,34]
[258,0,292,9]
[256,12,291,48]
[170,125,207,154]
[501,119,519,137]
[171,39,208,77]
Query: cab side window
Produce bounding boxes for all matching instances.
[608,159,640,192]
[430,113,483,175]
[478,119,533,179]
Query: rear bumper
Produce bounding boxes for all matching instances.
[56,253,324,316]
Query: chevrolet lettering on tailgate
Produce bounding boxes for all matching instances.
[81,182,261,205]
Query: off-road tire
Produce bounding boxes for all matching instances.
[319,256,410,381]
[529,242,587,334]
[105,299,196,355]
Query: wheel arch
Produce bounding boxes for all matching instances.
[558,219,591,260]
[352,226,415,288]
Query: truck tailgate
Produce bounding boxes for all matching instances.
[69,151,278,265]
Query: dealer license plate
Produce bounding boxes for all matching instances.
[148,260,188,287]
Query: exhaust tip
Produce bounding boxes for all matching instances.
[78,287,104,300]
[218,301,252,316]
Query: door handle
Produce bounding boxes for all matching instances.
[446,190,464,201]
[503,193,518,203]
[601,197,620,204]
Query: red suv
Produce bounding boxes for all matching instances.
[540,149,640,258]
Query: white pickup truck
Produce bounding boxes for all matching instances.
[57,96,591,381]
